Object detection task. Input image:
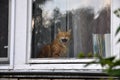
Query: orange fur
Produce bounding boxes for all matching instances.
[37,29,71,58]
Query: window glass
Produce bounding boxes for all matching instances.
[31,0,111,58]
[0,0,9,61]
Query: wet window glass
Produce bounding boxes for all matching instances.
[0,0,9,62]
[31,0,111,58]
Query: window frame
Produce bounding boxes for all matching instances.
[27,0,114,64]
[0,0,15,69]
[11,0,120,70]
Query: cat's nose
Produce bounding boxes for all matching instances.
[61,39,68,43]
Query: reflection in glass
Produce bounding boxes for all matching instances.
[0,0,9,58]
[31,0,111,58]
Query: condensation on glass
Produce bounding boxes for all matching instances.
[31,0,111,58]
[0,0,9,63]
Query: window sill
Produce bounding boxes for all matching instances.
[27,58,97,64]
[0,65,13,70]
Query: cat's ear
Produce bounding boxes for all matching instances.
[67,29,71,33]
[58,28,62,32]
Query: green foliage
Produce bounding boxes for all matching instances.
[114,8,120,18]
[116,25,120,43]
[85,56,120,76]
[107,69,120,76]
[99,56,115,67]
[114,8,120,43]
[77,52,85,58]
[87,52,93,58]
[94,53,99,57]
[78,52,93,58]
[115,25,120,36]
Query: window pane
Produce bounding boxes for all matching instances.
[31,0,111,58]
[0,0,9,58]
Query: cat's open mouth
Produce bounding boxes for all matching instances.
[61,39,68,42]
[60,38,69,44]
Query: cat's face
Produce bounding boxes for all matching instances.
[56,29,71,45]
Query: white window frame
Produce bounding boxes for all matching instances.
[13,0,120,70]
[27,0,113,63]
[0,0,15,69]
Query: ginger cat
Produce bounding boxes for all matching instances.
[37,28,71,58]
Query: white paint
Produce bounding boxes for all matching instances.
[27,58,97,63]
[9,0,15,69]
[27,0,32,64]
[14,64,102,70]
[14,0,28,65]
[0,66,13,70]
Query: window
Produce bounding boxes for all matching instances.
[0,0,119,71]
[0,0,9,63]
[0,0,15,67]
[30,0,111,59]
